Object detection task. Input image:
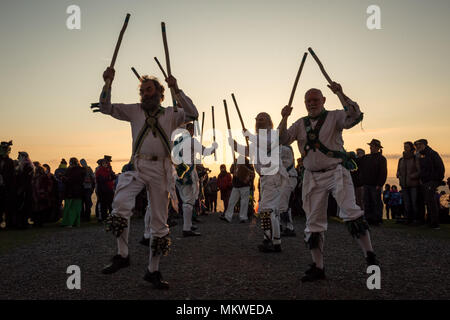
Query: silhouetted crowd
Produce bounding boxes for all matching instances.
[0,138,448,231]
[0,140,118,230]
[350,139,449,229]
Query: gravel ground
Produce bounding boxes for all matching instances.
[0,213,449,300]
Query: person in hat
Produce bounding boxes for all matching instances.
[279,82,378,282]
[0,141,16,229]
[414,139,445,229]
[95,66,198,289]
[359,139,387,225]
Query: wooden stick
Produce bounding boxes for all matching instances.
[308,47,346,105]
[211,106,217,161]
[308,47,333,85]
[231,93,249,148]
[200,111,205,145]
[101,13,131,100]
[131,67,141,80]
[287,52,308,108]
[154,57,168,79]
[161,22,177,111]
[223,99,236,164]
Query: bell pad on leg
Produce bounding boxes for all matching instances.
[105,215,128,237]
[259,210,272,231]
[346,216,370,239]
[151,235,172,257]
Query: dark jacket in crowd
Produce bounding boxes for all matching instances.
[397,151,420,188]
[0,156,15,195]
[64,166,86,199]
[359,152,387,187]
[417,146,445,184]
[351,157,364,188]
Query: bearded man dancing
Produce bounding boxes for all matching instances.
[279,82,379,282]
[94,67,198,289]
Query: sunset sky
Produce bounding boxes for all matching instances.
[1,0,449,177]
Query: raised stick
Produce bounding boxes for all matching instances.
[101,13,131,100]
[131,67,141,80]
[288,52,308,108]
[211,106,217,161]
[223,99,236,164]
[161,22,177,111]
[308,47,346,105]
[154,57,168,79]
[200,111,205,145]
[231,93,249,148]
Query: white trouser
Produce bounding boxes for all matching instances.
[259,174,285,245]
[176,182,196,231]
[113,158,176,271]
[278,176,297,231]
[224,186,250,222]
[302,165,363,240]
[144,192,152,239]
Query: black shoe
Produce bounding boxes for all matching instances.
[192,217,202,223]
[239,219,248,224]
[281,229,296,237]
[430,224,440,230]
[366,251,379,266]
[258,240,281,253]
[304,263,317,275]
[143,270,169,290]
[102,255,130,274]
[220,216,230,223]
[191,225,198,231]
[301,265,325,282]
[139,237,150,247]
[183,230,201,237]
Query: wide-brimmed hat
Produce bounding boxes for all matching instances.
[367,139,383,149]
[104,155,112,162]
[414,139,428,146]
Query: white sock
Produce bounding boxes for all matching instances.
[183,204,193,231]
[148,253,161,273]
[117,218,130,258]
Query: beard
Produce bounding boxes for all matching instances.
[141,94,161,113]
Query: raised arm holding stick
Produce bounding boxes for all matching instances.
[307,47,351,108]
[91,13,130,112]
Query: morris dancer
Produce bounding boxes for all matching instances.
[95,67,198,289]
[229,112,287,252]
[279,82,379,282]
[173,122,217,237]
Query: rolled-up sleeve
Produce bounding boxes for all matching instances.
[279,120,300,146]
[174,90,198,124]
[99,89,132,122]
[337,99,363,130]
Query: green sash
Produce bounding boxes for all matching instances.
[303,111,357,171]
